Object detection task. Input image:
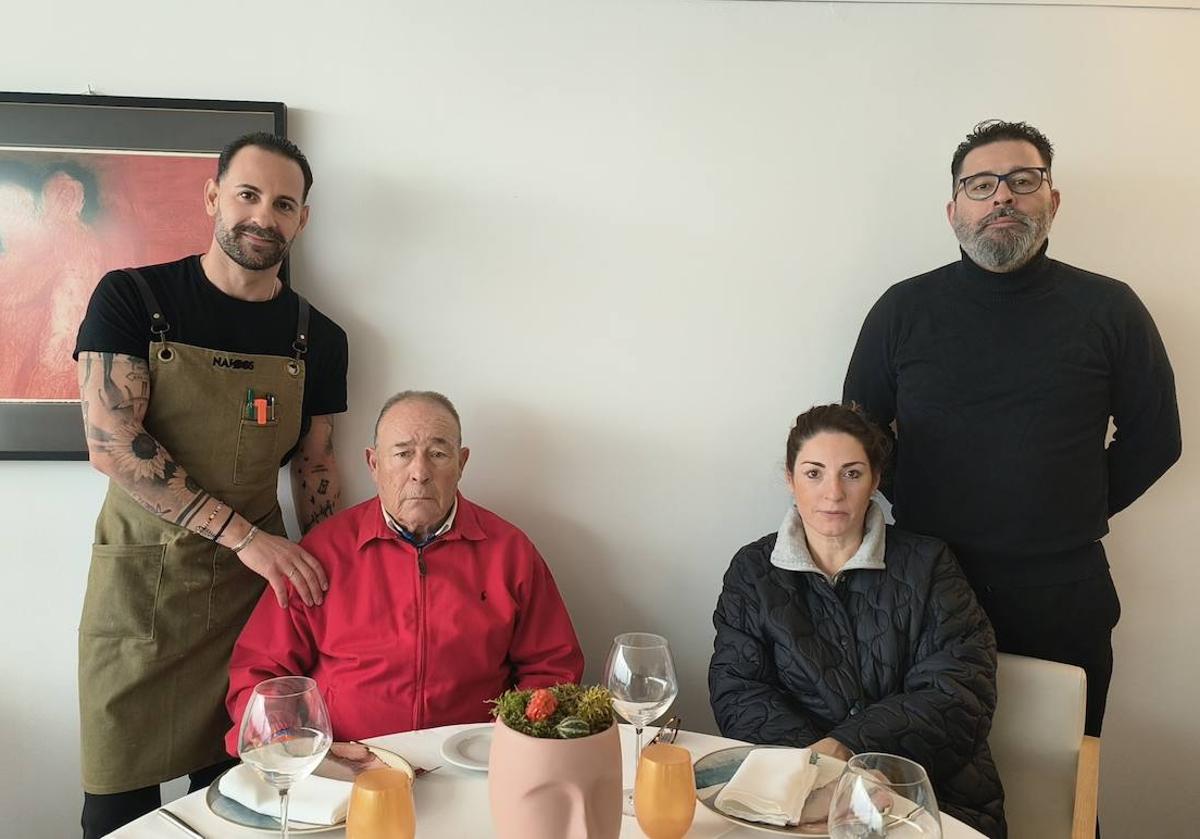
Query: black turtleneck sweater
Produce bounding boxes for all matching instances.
[843,243,1181,579]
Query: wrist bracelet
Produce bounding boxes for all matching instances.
[211,509,236,543]
[230,525,260,553]
[197,501,224,538]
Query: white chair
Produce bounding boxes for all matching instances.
[989,653,1100,839]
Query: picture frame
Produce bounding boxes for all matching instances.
[0,92,286,460]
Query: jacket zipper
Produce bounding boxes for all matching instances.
[413,544,428,729]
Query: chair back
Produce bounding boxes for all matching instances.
[989,652,1087,839]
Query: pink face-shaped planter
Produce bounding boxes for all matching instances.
[488,716,623,839]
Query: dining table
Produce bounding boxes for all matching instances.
[111,723,987,838]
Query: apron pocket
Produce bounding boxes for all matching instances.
[234,418,281,486]
[80,543,166,639]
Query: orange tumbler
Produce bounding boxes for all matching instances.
[634,743,696,839]
[346,767,416,839]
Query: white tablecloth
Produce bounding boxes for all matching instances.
[111,723,986,838]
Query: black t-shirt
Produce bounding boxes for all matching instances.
[74,255,349,446]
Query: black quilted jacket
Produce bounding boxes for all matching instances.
[709,521,1006,838]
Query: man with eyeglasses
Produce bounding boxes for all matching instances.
[843,119,1180,737]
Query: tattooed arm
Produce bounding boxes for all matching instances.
[78,351,198,523]
[78,351,328,608]
[290,414,342,534]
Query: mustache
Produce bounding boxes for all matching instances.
[234,223,285,244]
[978,206,1034,231]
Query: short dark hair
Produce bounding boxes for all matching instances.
[951,120,1055,185]
[216,132,314,200]
[373,390,462,446]
[785,403,891,477]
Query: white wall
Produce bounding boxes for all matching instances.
[1,1,1197,835]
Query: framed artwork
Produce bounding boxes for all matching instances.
[0,92,285,459]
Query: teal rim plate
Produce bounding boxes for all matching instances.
[694,745,845,837]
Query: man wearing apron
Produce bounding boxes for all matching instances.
[73,133,348,838]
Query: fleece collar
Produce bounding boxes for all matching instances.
[770,499,886,581]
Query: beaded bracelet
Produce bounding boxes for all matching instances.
[197,501,224,538]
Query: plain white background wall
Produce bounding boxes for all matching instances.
[1,1,1196,835]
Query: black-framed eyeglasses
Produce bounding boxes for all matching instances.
[955,167,1050,201]
[651,715,681,745]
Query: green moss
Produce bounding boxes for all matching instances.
[490,683,615,738]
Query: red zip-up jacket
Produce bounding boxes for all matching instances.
[225,494,584,753]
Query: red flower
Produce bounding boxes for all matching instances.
[525,689,558,722]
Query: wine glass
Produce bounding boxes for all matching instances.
[634,743,696,838]
[603,632,679,815]
[828,753,942,838]
[238,676,333,839]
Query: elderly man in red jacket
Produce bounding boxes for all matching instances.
[226,390,584,749]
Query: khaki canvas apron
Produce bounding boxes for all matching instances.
[79,269,309,794]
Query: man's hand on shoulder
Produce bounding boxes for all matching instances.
[236,528,328,608]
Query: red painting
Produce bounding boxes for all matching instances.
[0,150,215,401]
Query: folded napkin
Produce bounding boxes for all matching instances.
[714,747,819,827]
[220,764,352,826]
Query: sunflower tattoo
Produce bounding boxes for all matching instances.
[167,468,203,497]
[104,423,168,482]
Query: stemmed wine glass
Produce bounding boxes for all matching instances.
[827,753,942,838]
[603,632,679,815]
[238,676,333,839]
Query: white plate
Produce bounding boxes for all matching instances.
[440,725,494,772]
[206,745,413,834]
[694,746,845,837]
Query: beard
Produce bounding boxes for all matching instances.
[213,212,292,271]
[953,203,1053,272]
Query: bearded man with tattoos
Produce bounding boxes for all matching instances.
[72,132,348,838]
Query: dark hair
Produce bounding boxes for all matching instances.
[951,120,1054,185]
[785,403,891,476]
[216,132,314,200]
[373,390,462,445]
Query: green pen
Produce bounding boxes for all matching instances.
[245,388,253,420]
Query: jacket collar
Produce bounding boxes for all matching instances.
[770,499,886,580]
[356,491,487,550]
[382,497,458,544]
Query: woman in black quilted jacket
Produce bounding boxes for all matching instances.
[709,403,1006,837]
